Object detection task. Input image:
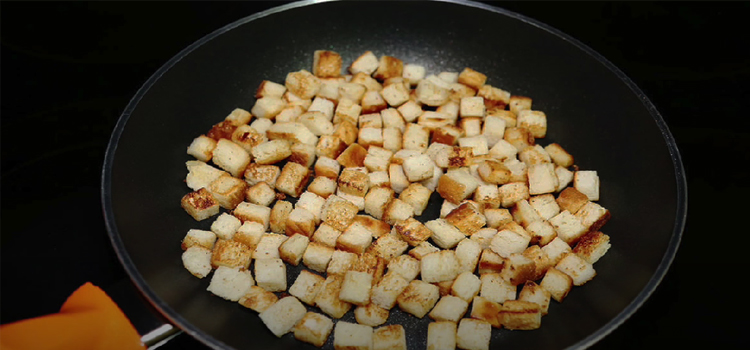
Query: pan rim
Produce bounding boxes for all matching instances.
[100,1,688,349]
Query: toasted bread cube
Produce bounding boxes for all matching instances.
[369,171,390,188]
[528,194,560,221]
[415,77,450,107]
[207,266,254,302]
[250,117,274,135]
[574,170,600,201]
[509,95,532,115]
[313,50,343,78]
[279,234,310,266]
[210,213,242,240]
[540,267,573,302]
[181,188,220,221]
[339,82,367,104]
[275,104,304,123]
[252,139,292,165]
[354,303,389,327]
[502,159,527,185]
[285,208,316,237]
[437,167,479,204]
[426,142,453,165]
[334,98,362,125]
[523,245,551,280]
[361,91,387,114]
[456,318,491,350]
[499,253,536,286]
[427,321,457,350]
[528,163,558,196]
[479,117,506,150]
[333,321,373,350]
[267,122,318,146]
[478,84,510,109]
[351,71,383,91]
[455,239,482,274]
[477,249,505,275]
[556,187,589,214]
[253,233,288,260]
[470,228,497,250]
[391,149,422,165]
[295,191,326,224]
[544,143,574,167]
[459,117,482,138]
[371,233,409,261]
[457,67,487,90]
[409,240,441,260]
[497,300,542,330]
[418,111,454,131]
[489,227,531,258]
[294,312,334,347]
[299,110,334,136]
[371,55,403,80]
[182,246,213,278]
[503,127,535,152]
[445,202,486,236]
[337,143,368,168]
[244,163,281,187]
[434,71,456,83]
[353,215,391,239]
[424,218,465,249]
[358,127,384,149]
[323,195,360,231]
[337,190,365,210]
[315,275,353,318]
[251,97,286,120]
[256,80,287,99]
[370,271,410,310]
[396,101,422,124]
[349,51,379,75]
[400,154,433,182]
[339,271,374,306]
[483,208,513,229]
[542,237,573,267]
[479,273,516,304]
[303,242,335,273]
[276,162,311,198]
[516,110,547,138]
[223,107,253,126]
[381,108,406,133]
[364,146,393,171]
[511,199,542,228]
[310,222,341,248]
[234,221,265,249]
[401,123,429,152]
[556,253,596,286]
[386,254,420,281]
[382,198,414,226]
[381,82,410,107]
[555,166,574,192]
[381,127,401,153]
[239,285,278,313]
[182,229,217,251]
[268,200,293,234]
[497,182,529,208]
[421,163,444,192]
[259,296,307,338]
[548,210,587,244]
[573,231,611,264]
[488,139,518,162]
[325,249,357,276]
[459,96,485,118]
[526,221,556,247]
[338,167,370,197]
[211,139,251,178]
[289,269,326,306]
[519,280,551,315]
[448,271,481,302]
[283,89,313,109]
[337,222,373,254]
[244,181,276,207]
[315,156,342,180]
[399,183,432,216]
[575,201,611,233]
[372,325,406,350]
[518,144,551,166]
[421,250,461,283]
[397,279,440,318]
[432,125,464,147]
[286,69,321,99]
[207,120,237,141]
[473,184,501,211]
[470,296,502,328]
[429,295,469,323]
[387,163,410,194]
[206,174,247,210]
[185,160,226,191]
[187,135,217,162]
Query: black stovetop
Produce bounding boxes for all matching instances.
[2,2,748,349]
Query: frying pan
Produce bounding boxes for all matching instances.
[102,1,687,349]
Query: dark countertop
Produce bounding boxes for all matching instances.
[2,1,748,349]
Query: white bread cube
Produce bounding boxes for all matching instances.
[322,194,359,231]
[456,318,491,350]
[359,112,382,129]
[309,222,341,249]
[415,78,450,107]
[457,68,487,90]
[397,100,424,123]
[529,194,561,220]
[488,139,518,161]
[402,63,425,85]
[327,249,358,276]
[427,321,457,350]
[421,250,460,283]
[381,82,410,107]
[473,184,501,210]
[575,201,611,233]
[283,89,313,109]
[239,285,278,313]
[426,142,452,163]
[528,163,558,195]
[256,80,287,99]
[470,296,502,328]
[337,143,368,168]
[518,144,552,166]
[523,245,551,281]
[574,170,600,201]
[445,202,486,235]
[206,174,248,210]
[243,163,281,187]
[211,139,250,177]
[251,97,286,120]
[267,122,318,146]
[544,143,574,167]
[286,69,321,99]
[418,111,454,130]
[539,267,573,302]
[556,187,590,214]
[498,182,530,208]
[381,198,414,225]
[234,221,265,250]
[364,148,393,173]
[294,312,334,347]
[459,117,482,137]
[470,228,497,250]
[382,127,402,153]
[315,156,342,180]
[402,123,430,152]
[460,96,485,118]
[555,165,574,192]
[573,231,611,264]
[250,117,274,135]
[497,300,542,330]
[333,321,373,350]
[244,181,275,207]
[373,325,406,350]
[334,98,362,125]
[269,200,293,235]
[259,296,307,338]
[298,110,334,136]
[350,51,379,75]
[207,266,254,302]
[254,258,287,292]
[355,303,390,327]
[478,84,511,109]
[232,202,271,230]
[548,210,587,244]
[489,227,531,258]
[440,199,458,218]
[499,253,536,286]
[313,50,342,78]
[223,108,252,127]
[388,163,410,194]
[252,139,292,165]
[397,279,440,318]
[296,191,326,224]
[438,71,459,83]
[399,183,432,216]
[556,253,596,286]
[437,167,479,204]
[336,221,373,254]
[479,273,516,304]
[450,271,482,302]
[273,103,303,123]
[187,135,217,162]
[429,295,469,323]
[477,249,505,275]
[279,233,310,266]
[289,269,326,306]
[511,199,543,228]
[526,220,557,246]
[285,208,316,237]
[484,208,513,229]
[358,127,384,150]
[373,55,403,80]
[182,228,217,251]
[542,237,573,267]
[519,280,551,315]
[503,159,528,183]
[391,149,423,165]
[401,154,434,182]
[339,82,367,103]
[338,167,370,197]
[517,110,547,138]
[408,240,440,260]
[369,171,390,188]
[433,125,464,146]
[210,213,242,240]
[276,162,311,198]
[182,246,212,278]
[371,233,408,261]
[503,127,535,152]
[420,163,444,192]
[455,238,482,274]
[450,83,478,104]
[370,271,410,310]
[185,160,226,191]
[302,242,335,273]
[386,254,420,281]
[361,90,387,114]
[354,214,391,239]
[381,108,406,132]
[481,115,506,148]
[425,218,465,249]
[315,274,353,319]
[509,95,532,114]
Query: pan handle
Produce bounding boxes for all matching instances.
[141,324,182,349]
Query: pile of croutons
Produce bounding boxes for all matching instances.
[179,50,612,350]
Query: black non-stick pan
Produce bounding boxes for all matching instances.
[102,1,687,349]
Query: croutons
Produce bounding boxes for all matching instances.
[182,246,212,278]
[497,182,530,208]
[244,163,281,186]
[182,228,217,251]
[402,154,435,182]
[207,266,255,302]
[313,50,343,78]
[289,269,326,306]
[349,51,379,75]
[333,321,373,350]
[370,233,409,261]
[470,296,502,328]
[421,250,460,283]
[251,97,286,120]
[437,168,479,204]
[322,195,359,231]
[206,174,248,210]
[445,202,487,235]
[528,163,558,195]
[181,188,220,221]
[427,321,457,350]
[479,273,516,304]
[456,318,491,350]
[267,122,318,146]
[338,167,370,197]
[573,231,611,264]
[185,160,226,191]
[239,285,279,313]
[425,218,465,249]
[539,267,573,302]
[276,162,311,198]
[397,279,441,318]
[268,200,293,234]
[279,234,310,266]
[285,208,317,237]
[256,81,287,99]
[548,210,587,244]
[302,242,335,273]
[286,69,321,99]
[555,253,596,286]
[373,325,407,350]
[516,110,547,138]
[308,176,338,199]
[429,295,469,323]
[355,303,390,327]
[259,296,307,338]
[498,300,542,330]
[337,143,368,168]
[381,198,415,225]
[254,258,287,292]
[339,270,374,306]
[519,280,551,315]
[336,221,373,254]
[455,238,482,273]
[212,139,251,177]
[187,135,217,162]
[294,312,334,347]
[244,181,276,207]
[574,170,600,201]
[457,68,487,90]
[575,201,611,233]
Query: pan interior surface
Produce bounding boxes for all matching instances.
[103,1,685,349]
